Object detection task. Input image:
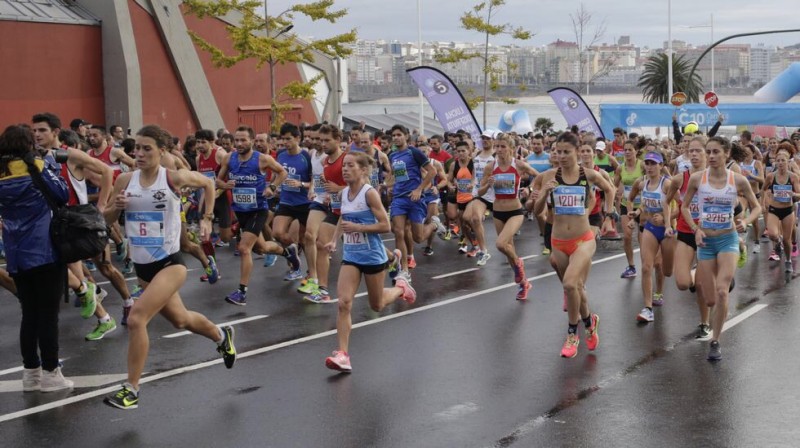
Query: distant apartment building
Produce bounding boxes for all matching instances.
[750,44,776,86]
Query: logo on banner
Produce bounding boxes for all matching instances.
[562,97,579,110]
[626,113,638,126]
[433,80,449,94]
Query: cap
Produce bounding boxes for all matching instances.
[481,129,498,139]
[595,141,606,151]
[684,121,699,135]
[70,118,89,129]
[644,151,664,164]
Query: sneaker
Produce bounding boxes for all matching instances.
[527,212,534,221]
[636,307,654,323]
[466,247,479,257]
[121,306,131,326]
[707,340,722,361]
[516,281,531,301]
[585,314,600,351]
[298,277,319,294]
[786,260,794,273]
[217,326,236,369]
[477,251,491,266]
[22,367,41,392]
[325,350,352,372]
[621,265,637,279]
[694,323,712,341]
[388,249,402,281]
[431,215,447,234]
[96,286,108,304]
[769,250,780,261]
[601,229,621,240]
[104,383,139,410]
[86,318,117,341]
[214,240,230,248]
[130,285,143,300]
[396,270,412,283]
[438,229,451,241]
[452,225,460,235]
[233,247,240,257]
[458,243,468,254]
[84,260,97,272]
[40,367,74,392]
[225,289,247,306]
[304,290,338,304]
[285,243,301,271]
[408,256,417,269]
[652,292,664,307]
[114,241,127,262]
[737,246,747,268]
[752,243,760,254]
[284,269,305,281]
[542,247,551,256]
[423,246,434,256]
[263,253,278,267]
[205,256,219,284]
[121,259,134,275]
[512,258,525,284]
[793,243,799,258]
[395,277,417,304]
[560,333,580,358]
[79,282,97,319]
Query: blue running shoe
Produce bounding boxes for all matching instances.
[225,289,247,306]
[285,243,301,271]
[130,285,144,300]
[205,256,219,284]
[284,269,304,281]
[620,265,637,279]
[121,259,134,275]
[263,253,278,268]
[114,241,127,262]
[84,260,97,272]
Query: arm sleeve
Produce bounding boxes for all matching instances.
[672,120,683,144]
[708,120,722,137]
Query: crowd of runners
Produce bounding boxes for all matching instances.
[1,113,798,409]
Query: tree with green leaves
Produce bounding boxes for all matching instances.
[184,0,357,131]
[638,53,703,104]
[433,0,533,128]
[535,117,554,135]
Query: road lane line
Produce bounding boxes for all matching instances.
[163,315,269,339]
[721,304,768,333]
[0,251,633,424]
[0,359,67,377]
[520,255,539,261]
[432,268,479,279]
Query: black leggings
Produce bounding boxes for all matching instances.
[12,263,66,371]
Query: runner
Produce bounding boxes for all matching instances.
[103,125,236,409]
[445,141,476,252]
[762,143,800,272]
[195,129,234,248]
[478,133,539,299]
[614,140,644,278]
[680,137,761,361]
[462,131,496,256]
[324,151,416,372]
[738,143,765,255]
[579,143,617,237]
[534,132,613,358]
[417,142,448,257]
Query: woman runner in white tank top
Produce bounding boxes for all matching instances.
[101,125,237,410]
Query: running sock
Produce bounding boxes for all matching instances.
[99,314,112,324]
[123,382,139,395]
[582,315,593,328]
[216,327,225,345]
[238,284,248,294]
[568,324,578,335]
[646,307,653,312]
[77,281,88,296]
[123,298,134,307]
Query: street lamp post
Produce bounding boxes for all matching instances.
[686,14,714,91]
[667,0,673,101]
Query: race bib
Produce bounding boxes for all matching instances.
[343,231,370,252]
[456,178,472,193]
[493,173,516,196]
[701,205,733,230]
[330,191,342,211]
[232,187,257,209]
[773,184,793,203]
[688,198,700,220]
[201,170,216,180]
[624,185,641,206]
[313,174,325,194]
[641,190,662,214]
[126,211,165,247]
[393,160,409,183]
[283,174,301,192]
[552,186,586,216]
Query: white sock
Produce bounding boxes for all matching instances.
[99,314,112,324]
[216,327,225,345]
[123,298,134,307]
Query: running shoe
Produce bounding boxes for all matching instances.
[325,350,352,372]
[408,256,417,270]
[114,241,127,262]
[527,212,534,221]
[560,333,580,358]
[431,215,447,234]
[451,225,460,235]
[122,259,134,275]
[86,318,117,341]
[600,228,622,240]
[786,260,794,273]
[769,250,780,261]
[96,286,108,304]
[105,383,139,410]
[737,245,747,268]
[636,307,655,322]
[542,247,551,256]
[395,277,417,304]
[284,269,305,281]
[438,229,451,241]
[652,293,664,307]
[707,340,722,361]
[40,367,73,393]
[263,253,278,267]
[225,289,247,306]
[761,230,769,241]
[585,314,600,351]
[423,246,434,256]
[752,243,760,254]
[695,323,712,341]
[79,282,97,319]
[215,240,230,248]
[121,306,131,326]
[217,326,236,368]
[458,243,468,254]
[466,247,479,257]
[476,251,491,266]
[793,243,799,258]
[233,246,240,257]
[396,270,412,283]
[512,258,525,284]
[620,265,637,279]
[205,256,219,284]
[516,281,531,301]
[297,277,319,294]
[84,260,97,272]
[22,367,41,392]
[304,290,338,304]
[285,243,301,271]
[388,249,402,281]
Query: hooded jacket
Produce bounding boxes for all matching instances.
[0,158,69,274]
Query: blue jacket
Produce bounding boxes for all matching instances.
[0,158,68,274]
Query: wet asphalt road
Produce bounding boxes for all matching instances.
[0,221,798,448]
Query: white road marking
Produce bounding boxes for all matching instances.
[0,359,67,377]
[432,268,479,279]
[382,238,395,243]
[520,254,540,261]
[163,315,269,339]
[434,402,480,421]
[721,304,768,333]
[0,374,129,394]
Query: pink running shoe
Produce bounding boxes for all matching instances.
[560,333,580,358]
[792,244,799,258]
[325,350,352,372]
[516,281,531,301]
[585,314,600,351]
[395,277,417,304]
[513,258,526,284]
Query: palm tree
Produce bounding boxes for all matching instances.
[637,53,703,104]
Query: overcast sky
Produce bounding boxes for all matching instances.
[278,0,800,49]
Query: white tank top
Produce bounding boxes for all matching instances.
[68,166,88,205]
[472,153,496,202]
[124,167,182,264]
[310,149,327,204]
[697,169,738,231]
